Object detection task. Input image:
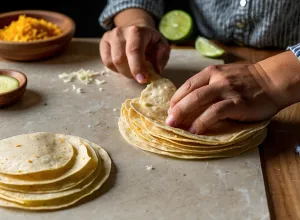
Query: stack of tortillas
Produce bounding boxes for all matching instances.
[0,132,111,210]
[119,69,269,159]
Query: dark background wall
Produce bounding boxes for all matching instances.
[0,1,192,37]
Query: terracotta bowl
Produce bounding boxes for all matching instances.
[0,69,27,107]
[0,10,75,61]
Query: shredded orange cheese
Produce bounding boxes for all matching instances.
[0,15,63,42]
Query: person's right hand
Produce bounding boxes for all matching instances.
[100,25,170,84]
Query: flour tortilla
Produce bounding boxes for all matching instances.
[0,136,92,185]
[119,115,267,159]
[0,136,111,210]
[0,132,74,175]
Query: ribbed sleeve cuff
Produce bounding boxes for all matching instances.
[287,43,300,60]
[99,0,164,30]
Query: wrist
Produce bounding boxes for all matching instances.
[254,51,300,109]
[114,8,156,28]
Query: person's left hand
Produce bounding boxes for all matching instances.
[166,63,282,134]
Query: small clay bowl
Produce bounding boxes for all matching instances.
[0,10,75,61]
[0,69,27,107]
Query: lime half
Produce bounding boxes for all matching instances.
[195,36,225,57]
[159,10,193,42]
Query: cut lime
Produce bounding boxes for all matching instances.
[159,10,193,42]
[195,36,225,57]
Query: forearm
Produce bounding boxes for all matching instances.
[114,8,156,28]
[255,51,300,108]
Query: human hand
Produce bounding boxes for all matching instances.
[166,53,300,134]
[100,25,170,84]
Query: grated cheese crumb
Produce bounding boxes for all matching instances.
[76,88,84,94]
[104,66,111,72]
[59,69,100,85]
[95,79,107,85]
[146,165,154,171]
[99,88,104,92]
[72,84,76,91]
[88,125,91,128]
[113,108,118,112]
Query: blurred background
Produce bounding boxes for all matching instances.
[0,0,192,37]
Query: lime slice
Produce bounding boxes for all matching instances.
[159,10,193,42]
[195,36,225,57]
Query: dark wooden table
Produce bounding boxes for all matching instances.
[174,42,300,220]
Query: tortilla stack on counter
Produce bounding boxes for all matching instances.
[0,132,111,210]
[119,66,269,159]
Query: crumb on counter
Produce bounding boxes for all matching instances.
[95,79,107,85]
[76,88,84,94]
[146,165,154,171]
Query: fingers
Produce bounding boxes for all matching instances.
[166,84,221,127]
[100,25,167,83]
[188,99,235,134]
[110,32,132,78]
[125,26,150,83]
[169,66,218,108]
[147,36,170,74]
[99,38,118,73]
[154,41,170,74]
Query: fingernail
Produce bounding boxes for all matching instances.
[136,74,146,83]
[167,107,171,115]
[166,115,176,127]
[189,126,196,134]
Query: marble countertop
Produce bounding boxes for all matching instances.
[0,38,269,220]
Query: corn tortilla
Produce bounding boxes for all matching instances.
[119,114,266,159]
[0,132,74,175]
[0,136,111,210]
[0,136,92,185]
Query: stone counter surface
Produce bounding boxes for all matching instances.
[0,39,269,220]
